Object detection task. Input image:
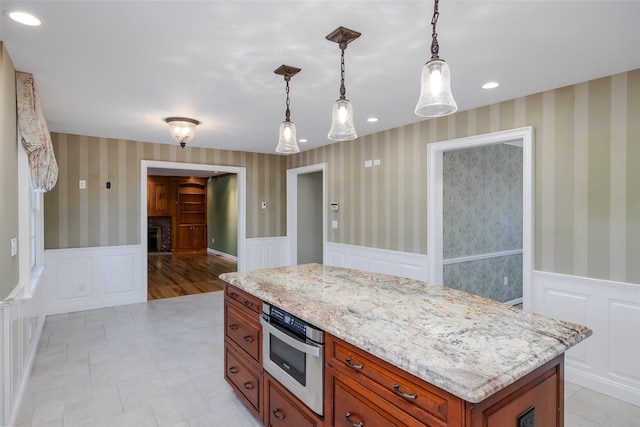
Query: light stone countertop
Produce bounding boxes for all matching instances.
[220,263,592,403]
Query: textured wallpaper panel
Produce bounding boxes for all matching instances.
[44,135,286,249]
[290,70,639,284]
[443,144,523,259]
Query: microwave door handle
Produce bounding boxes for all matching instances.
[260,317,321,357]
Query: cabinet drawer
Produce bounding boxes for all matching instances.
[328,336,454,426]
[225,283,262,315]
[330,371,423,427]
[225,345,262,417]
[265,374,323,427]
[225,303,261,364]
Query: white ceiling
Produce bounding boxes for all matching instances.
[1,1,639,154]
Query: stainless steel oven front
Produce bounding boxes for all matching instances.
[260,302,325,416]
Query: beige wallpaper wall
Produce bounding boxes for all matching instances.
[44,135,286,249]
[0,43,19,300]
[289,70,640,285]
[44,70,639,285]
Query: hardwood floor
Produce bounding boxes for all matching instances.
[147,251,237,300]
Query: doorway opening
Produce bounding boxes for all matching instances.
[427,127,534,310]
[286,163,327,265]
[140,160,247,300]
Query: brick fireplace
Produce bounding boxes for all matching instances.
[147,216,171,252]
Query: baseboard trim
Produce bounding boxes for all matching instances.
[207,247,238,261]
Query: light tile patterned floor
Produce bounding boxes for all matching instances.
[17,292,640,427]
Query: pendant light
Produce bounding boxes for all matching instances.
[326,26,361,141]
[274,65,302,154]
[415,0,457,118]
[164,117,200,148]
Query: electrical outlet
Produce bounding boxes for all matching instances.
[503,276,508,286]
[211,238,215,243]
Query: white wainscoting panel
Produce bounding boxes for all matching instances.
[1,278,46,427]
[244,237,287,272]
[532,271,640,406]
[45,245,144,315]
[325,242,429,281]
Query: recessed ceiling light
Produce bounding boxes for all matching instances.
[366,117,379,123]
[298,139,308,143]
[482,81,500,90]
[6,10,42,26]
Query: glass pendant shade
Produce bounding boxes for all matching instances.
[165,117,199,148]
[328,98,357,141]
[276,120,299,154]
[415,59,457,118]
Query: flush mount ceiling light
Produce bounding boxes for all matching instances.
[415,0,457,118]
[326,26,361,142]
[164,117,200,148]
[482,81,500,89]
[274,64,302,154]
[6,10,41,26]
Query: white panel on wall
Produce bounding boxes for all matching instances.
[102,255,135,295]
[533,271,640,406]
[609,299,640,383]
[328,252,346,268]
[268,243,284,268]
[350,255,367,271]
[245,237,286,271]
[247,245,263,271]
[45,245,144,315]
[54,257,91,300]
[543,289,590,365]
[325,242,429,282]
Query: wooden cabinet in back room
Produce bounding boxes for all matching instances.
[174,177,208,252]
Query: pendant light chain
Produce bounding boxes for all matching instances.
[339,44,347,100]
[431,0,440,60]
[284,75,291,122]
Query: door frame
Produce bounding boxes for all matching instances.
[286,163,327,265]
[140,160,247,298]
[426,127,534,309]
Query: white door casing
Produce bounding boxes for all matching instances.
[427,127,534,310]
[286,163,327,266]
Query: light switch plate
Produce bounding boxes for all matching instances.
[10,238,17,257]
[332,220,338,229]
[79,180,86,189]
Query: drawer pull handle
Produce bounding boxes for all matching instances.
[393,383,417,400]
[345,357,363,370]
[228,367,238,374]
[243,300,253,307]
[229,292,238,298]
[243,335,254,343]
[229,324,238,331]
[243,381,254,390]
[345,412,364,427]
[273,408,286,420]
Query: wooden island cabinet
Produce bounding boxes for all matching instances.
[220,265,590,427]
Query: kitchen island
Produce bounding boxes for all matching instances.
[220,263,592,426]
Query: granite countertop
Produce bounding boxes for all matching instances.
[220,263,592,403]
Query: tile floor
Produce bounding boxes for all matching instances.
[17,291,640,427]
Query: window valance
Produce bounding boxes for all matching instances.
[16,71,58,192]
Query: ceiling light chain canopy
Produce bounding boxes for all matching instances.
[275,64,302,154]
[165,117,200,148]
[326,26,361,141]
[415,0,457,118]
